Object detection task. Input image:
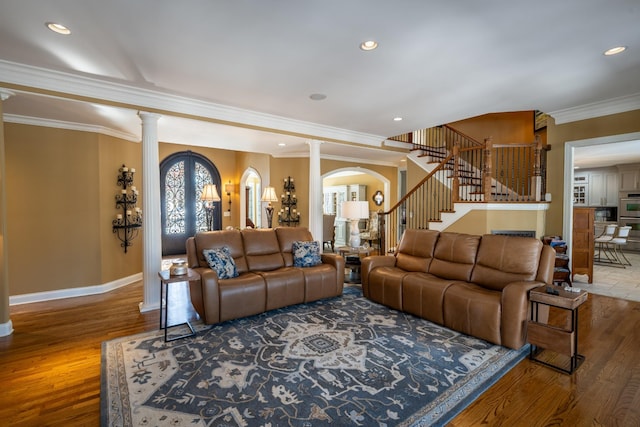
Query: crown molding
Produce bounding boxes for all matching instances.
[549,92,640,125]
[0,60,386,147]
[3,114,140,142]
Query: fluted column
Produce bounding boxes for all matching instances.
[0,89,14,336]
[139,112,162,312]
[307,140,323,242]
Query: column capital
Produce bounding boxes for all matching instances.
[138,111,162,123]
[0,89,15,102]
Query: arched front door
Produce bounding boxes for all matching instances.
[160,151,221,256]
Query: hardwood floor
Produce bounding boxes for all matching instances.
[1,281,639,426]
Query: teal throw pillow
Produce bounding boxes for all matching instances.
[203,246,238,279]
[292,241,321,268]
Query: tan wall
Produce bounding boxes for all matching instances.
[98,134,142,283]
[445,209,546,238]
[270,157,311,228]
[449,111,536,145]
[321,159,398,211]
[545,109,640,236]
[6,124,104,294]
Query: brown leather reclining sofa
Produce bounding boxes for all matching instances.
[361,229,555,350]
[186,227,344,325]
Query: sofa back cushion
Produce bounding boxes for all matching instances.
[471,234,543,291]
[395,229,439,272]
[242,228,285,271]
[275,227,314,267]
[429,232,481,281]
[193,229,249,273]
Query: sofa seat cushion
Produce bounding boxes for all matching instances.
[242,229,285,271]
[367,266,410,310]
[257,267,305,311]
[443,282,502,346]
[395,229,440,272]
[297,263,341,302]
[429,232,481,281]
[471,234,543,291]
[218,273,266,322]
[402,273,460,325]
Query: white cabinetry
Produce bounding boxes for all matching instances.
[618,165,640,191]
[588,170,618,206]
[573,173,588,205]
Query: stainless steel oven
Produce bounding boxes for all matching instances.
[620,194,640,218]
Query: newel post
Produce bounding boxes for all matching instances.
[483,137,493,202]
[532,135,543,201]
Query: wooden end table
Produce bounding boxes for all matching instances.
[528,285,588,374]
[158,268,200,342]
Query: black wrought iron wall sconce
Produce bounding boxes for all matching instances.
[225,180,233,212]
[112,164,142,253]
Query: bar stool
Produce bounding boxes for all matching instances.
[594,224,617,263]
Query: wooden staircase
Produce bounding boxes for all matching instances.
[378,125,547,254]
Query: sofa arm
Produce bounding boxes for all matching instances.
[321,252,345,279]
[501,281,547,349]
[361,255,396,293]
[188,267,222,324]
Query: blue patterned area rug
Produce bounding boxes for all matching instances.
[101,286,528,426]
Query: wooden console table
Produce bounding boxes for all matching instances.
[528,286,588,374]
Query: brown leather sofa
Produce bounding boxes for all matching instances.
[186,227,344,325]
[361,229,555,350]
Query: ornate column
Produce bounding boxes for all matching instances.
[307,140,323,243]
[139,112,162,313]
[0,89,14,336]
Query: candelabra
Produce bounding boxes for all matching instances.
[278,176,300,226]
[112,164,142,253]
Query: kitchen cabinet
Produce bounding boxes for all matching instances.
[619,165,640,191]
[588,171,618,206]
[573,173,588,205]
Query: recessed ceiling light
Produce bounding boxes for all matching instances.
[309,93,327,101]
[46,22,71,35]
[278,143,286,147]
[360,40,378,51]
[604,46,626,56]
[393,117,403,121]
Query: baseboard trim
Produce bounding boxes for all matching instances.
[8,273,143,306]
[0,319,14,337]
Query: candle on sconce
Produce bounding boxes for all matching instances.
[286,191,290,196]
[122,167,128,172]
[116,214,123,220]
[285,207,289,211]
[121,189,127,194]
[131,186,136,191]
[126,210,132,216]
[284,178,287,183]
[130,168,135,173]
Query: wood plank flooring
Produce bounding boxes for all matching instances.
[1,281,639,426]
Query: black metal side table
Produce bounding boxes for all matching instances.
[158,269,200,342]
[528,286,588,374]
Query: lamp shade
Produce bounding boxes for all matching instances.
[261,186,278,202]
[201,184,221,201]
[342,200,369,219]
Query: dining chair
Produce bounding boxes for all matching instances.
[605,226,632,267]
[594,224,617,263]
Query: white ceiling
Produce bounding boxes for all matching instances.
[1,0,640,167]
